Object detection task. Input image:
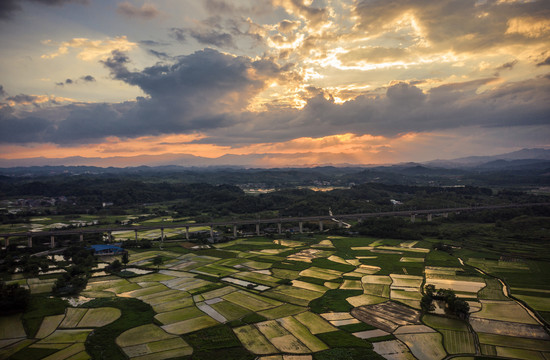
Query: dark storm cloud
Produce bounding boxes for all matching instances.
[0,0,87,20]
[102,48,276,114]
[0,85,6,97]
[100,50,131,80]
[194,77,550,145]
[65,78,73,84]
[0,49,286,144]
[0,115,53,142]
[3,50,549,146]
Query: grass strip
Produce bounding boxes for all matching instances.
[82,297,155,360]
[22,295,68,338]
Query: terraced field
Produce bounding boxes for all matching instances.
[2,234,550,360]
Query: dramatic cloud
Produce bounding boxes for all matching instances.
[1,0,549,165]
[1,49,291,144]
[0,85,6,98]
[3,70,548,147]
[273,0,329,28]
[352,0,550,54]
[116,2,160,20]
[196,76,550,145]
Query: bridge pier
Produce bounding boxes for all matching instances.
[443,213,448,218]
[299,221,303,233]
[210,226,214,239]
[256,223,260,236]
[79,233,84,242]
[319,220,323,231]
[278,222,282,235]
[107,231,112,242]
[338,220,343,228]
[427,214,432,222]
[28,235,32,247]
[161,228,164,242]
[410,214,416,223]
[50,235,55,248]
[135,229,138,241]
[4,236,9,248]
[185,226,189,240]
[233,225,237,237]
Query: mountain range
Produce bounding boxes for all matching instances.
[0,148,549,170]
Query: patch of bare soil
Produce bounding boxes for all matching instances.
[351,301,421,333]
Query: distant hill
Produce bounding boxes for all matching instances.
[426,148,550,168]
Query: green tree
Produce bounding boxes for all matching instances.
[121,252,129,269]
[0,281,30,315]
[109,259,122,273]
[152,256,164,270]
[452,298,470,319]
[425,284,436,297]
[420,294,435,312]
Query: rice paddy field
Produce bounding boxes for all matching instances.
[2,234,550,359]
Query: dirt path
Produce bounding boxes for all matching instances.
[460,258,548,329]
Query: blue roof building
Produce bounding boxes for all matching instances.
[89,244,126,256]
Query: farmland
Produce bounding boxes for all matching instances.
[1,213,550,359]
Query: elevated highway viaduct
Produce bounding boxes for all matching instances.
[2,202,549,248]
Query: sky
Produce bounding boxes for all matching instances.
[0,0,549,167]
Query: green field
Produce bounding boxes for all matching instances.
[439,329,477,354]
[472,300,539,324]
[3,227,550,360]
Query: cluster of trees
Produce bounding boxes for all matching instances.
[0,253,52,275]
[107,252,129,274]
[421,284,470,319]
[0,281,30,315]
[52,246,96,296]
[4,169,548,219]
